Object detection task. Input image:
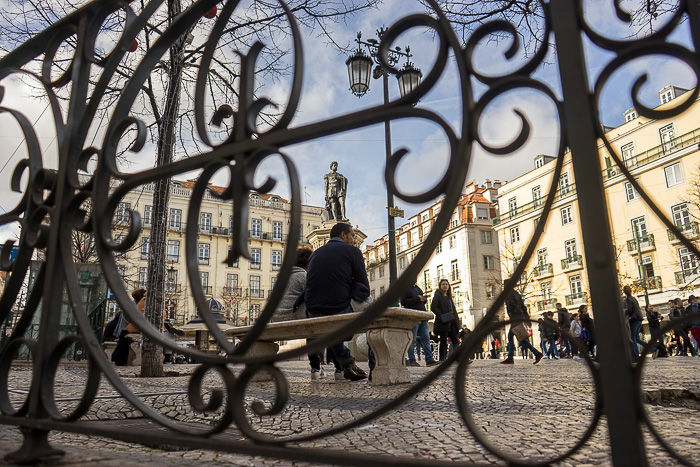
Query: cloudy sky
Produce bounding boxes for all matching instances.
[0,0,696,245]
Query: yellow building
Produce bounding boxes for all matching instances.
[493,86,700,316]
[113,180,324,324]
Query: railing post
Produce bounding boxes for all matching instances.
[550,1,648,465]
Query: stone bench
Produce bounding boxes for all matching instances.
[227,307,432,385]
[101,334,142,366]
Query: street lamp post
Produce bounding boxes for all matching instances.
[345,28,422,288]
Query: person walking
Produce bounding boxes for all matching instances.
[579,305,595,357]
[543,311,560,359]
[500,288,543,365]
[646,304,667,358]
[569,312,582,359]
[556,303,571,357]
[402,283,439,367]
[623,285,647,359]
[683,296,699,357]
[430,279,461,361]
[670,298,693,356]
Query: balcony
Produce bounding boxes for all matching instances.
[201,285,212,295]
[632,276,662,291]
[561,255,584,271]
[675,268,700,285]
[249,289,263,299]
[272,263,281,271]
[536,298,557,311]
[533,263,553,278]
[211,227,229,236]
[667,222,699,242]
[626,234,655,253]
[250,262,261,270]
[223,286,243,296]
[492,183,578,226]
[165,284,182,293]
[565,292,588,307]
[198,257,210,265]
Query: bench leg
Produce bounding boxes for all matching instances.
[245,341,279,381]
[366,328,412,385]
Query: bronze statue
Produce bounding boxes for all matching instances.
[324,161,347,221]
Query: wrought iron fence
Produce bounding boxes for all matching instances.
[0,0,700,466]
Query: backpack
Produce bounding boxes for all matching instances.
[580,327,591,343]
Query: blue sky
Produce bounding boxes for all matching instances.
[0,0,696,245]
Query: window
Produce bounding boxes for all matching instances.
[411,220,417,227]
[565,238,577,258]
[200,212,212,233]
[272,250,282,270]
[480,230,492,244]
[251,219,262,238]
[559,173,570,195]
[483,255,495,270]
[532,186,542,207]
[371,290,376,300]
[226,274,239,294]
[541,281,553,300]
[166,269,178,292]
[229,215,234,233]
[631,216,648,238]
[625,110,637,122]
[379,266,385,278]
[680,247,699,272]
[661,90,673,104]
[569,274,582,294]
[486,284,495,299]
[664,162,683,187]
[423,270,431,290]
[379,286,385,295]
[116,202,130,225]
[144,205,152,226]
[200,272,209,289]
[621,142,636,168]
[642,256,655,279]
[436,240,442,254]
[659,123,676,153]
[227,247,239,268]
[250,275,261,297]
[453,287,461,307]
[436,265,444,280]
[510,226,520,243]
[167,240,179,262]
[399,256,406,269]
[251,248,261,269]
[270,277,276,290]
[625,182,640,201]
[140,237,149,260]
[535,156,544,168]
[451,260,459,281]
[370,270,376,281]
[138,267,148,289]
[422,213,429,222]
[561,206,573,225]
[537,248,548,266]
[250,304,260,321]
[672,203,691,227]
[508,197,518,216]
[272,221,283,240]
[477,208,488,220]
[198,243,210,265]
[170,208,182,230]
[449,235,456,249]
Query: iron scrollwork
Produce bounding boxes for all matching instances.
[0,0,698,465]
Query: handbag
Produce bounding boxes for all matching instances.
[439,311,457,324]
[511,322,529,342]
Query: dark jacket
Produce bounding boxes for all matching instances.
[624,294,643,322]
[580,313,596,343]
[685,303,700,327]
[557,308,570,329]
[430,290,458,335]
[401,285,427,312]
[543,317,559,340]
[646,309,662,327]
[305,237,369,315]
[505,290,529,320]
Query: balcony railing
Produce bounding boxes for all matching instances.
[450,270,460,281]
[250,262,261,270]
[565,292,588,306]
[198,257,210,265]
[602,127,700,180]
[201,285,212,295]
[626,233,655,252]
[533,263,553,278]
[493,183,577,226]
[667,221,699,241]
[222,286,242,296]
[165,284,182,293]
[632,276,662,291]
[675,268,700,284]
[272,264,281,271]
[536,298,557,311]
[561,255,583,270]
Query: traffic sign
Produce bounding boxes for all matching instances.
[388,207,404,218]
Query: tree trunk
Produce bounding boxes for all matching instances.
[141,0,186,377]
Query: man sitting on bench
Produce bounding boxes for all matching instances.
[304,223,369,381]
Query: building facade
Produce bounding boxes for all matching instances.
[112,180,324,325]
[363,180,503,331]
[493,86,700,317]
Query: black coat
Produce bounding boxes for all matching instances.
[430,290,458,335]
[401,285,427,311]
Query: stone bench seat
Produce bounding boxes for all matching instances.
[226,307,432,385]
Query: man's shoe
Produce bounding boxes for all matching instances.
[534,353,543,365]
[310,368,324,380]
[343,360,367,381]
[500,359,514,365]
[426,359,440,367]
[407,360,421,367]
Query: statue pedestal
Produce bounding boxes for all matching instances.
[306,221,367,250]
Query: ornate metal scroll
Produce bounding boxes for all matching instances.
[0,0,698,465]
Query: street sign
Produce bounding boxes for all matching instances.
[388,207,404,218]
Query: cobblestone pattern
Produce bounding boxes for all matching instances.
[1,357,699,465]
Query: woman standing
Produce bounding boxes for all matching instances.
[430,279,461,361]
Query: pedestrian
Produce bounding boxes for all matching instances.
[646,304,667,358]
[543,311,560,359]
[556,302,571,357]
[670,298,693,356]
[111,288,146,366]
[579,305,596,357]
[683,296,699,357]
[401,282,439,367]
[304,223,368,381]
[569,312,582,359]
[430,279,461,361]
[623,285,646,359]
[500,288,543,365]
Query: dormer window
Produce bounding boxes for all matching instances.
[250,193,260,199]
[172,181,182,188]
[535,155,544,168]
[624,109,637,122]
[270,196,280,202]
[660,90,673,104]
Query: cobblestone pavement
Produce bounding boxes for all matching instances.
[0,356,698,466]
